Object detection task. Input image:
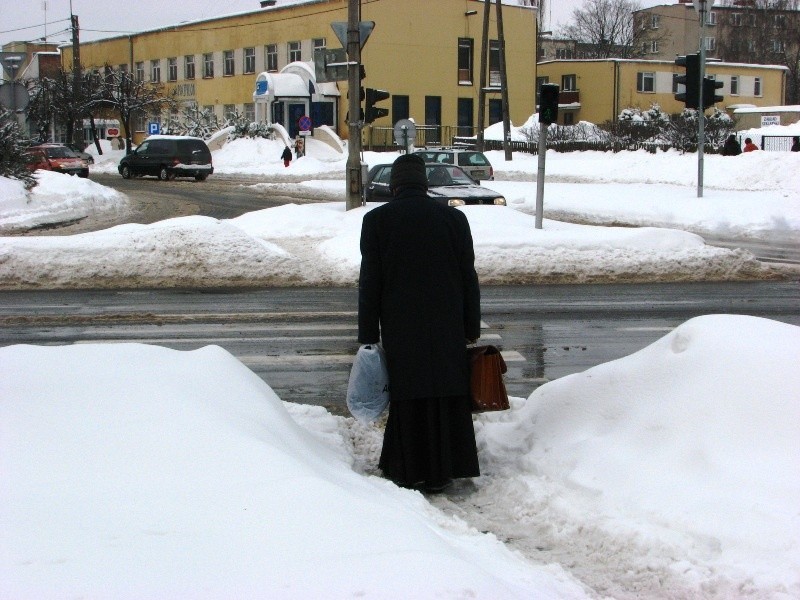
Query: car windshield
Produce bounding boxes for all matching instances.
[42,147,74,158]
[426,165,473,186]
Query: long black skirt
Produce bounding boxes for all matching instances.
[378,395,480,487]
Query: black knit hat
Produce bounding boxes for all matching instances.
[390,154,427,192]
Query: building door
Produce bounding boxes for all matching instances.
[288,102,306,138]
[425,96,441,145]
[457,98,473,137]
[392,95,409,123]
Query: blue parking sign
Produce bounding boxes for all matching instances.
[148,122,160,135]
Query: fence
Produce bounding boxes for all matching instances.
[364,125,477,151]
[737,134,798,152]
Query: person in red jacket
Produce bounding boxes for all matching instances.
[743,137,759,152]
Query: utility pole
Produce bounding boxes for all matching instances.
[697,0,707,198]
[345,0,363,210]
[476,0,490,152]
[70,4,82,148]
[495,0,512,161]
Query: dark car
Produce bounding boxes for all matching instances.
[364,162,506,207]
[413,148,494,182]
[118,135,213,181]
[25,143,90,177]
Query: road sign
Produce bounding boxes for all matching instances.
[148,122,160,135]
[314,47,350,83]
[393,119,416,150]
[330,21,375,50]
[107,127,120,137]
[298,115,312,131]
[0,82,29,111]
[761,115,780,127]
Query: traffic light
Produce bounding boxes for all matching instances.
[364,88,390,124]
[538,83,559,125]
[675,53,700,109]
[702,76,724,109]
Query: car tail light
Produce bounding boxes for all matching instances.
[172,158,180,166]
[489,166,494,179]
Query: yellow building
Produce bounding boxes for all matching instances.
[61,0,538,145]
[536,59,788,126]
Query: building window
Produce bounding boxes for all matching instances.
[772,40,785,53]
[244,47,255,74]
[704,37,716,51]
[731,13,742,26]
[135,61,144,83]
[561,74,576,91]
[489,39,501,87]
[730,75,739,95]
[184,55,195,80]
[244,103,255,122]
[651,14,660,28]
[650,41,659,54]
[134,111,147,132]
[223,50,235,76]
[288,41,301,63]
[637,71,655,93]
[458,38,474,85]
[223,104,236,120]
[150,60,161,83]
[266,44,278,71]
[563,112,575,125]
[706,11,716,25]
[313,38,326,51]
[774,14,786,28]
[754,77,762,96]
[203,53,214,78]
[167,57,177,82]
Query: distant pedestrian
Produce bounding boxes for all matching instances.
[743,137,759,152]
[791,136,800,152]
[721,134,741,156]
[281,145,292,167]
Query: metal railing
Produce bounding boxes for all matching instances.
[364,124,478,151]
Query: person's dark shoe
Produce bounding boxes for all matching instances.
[421,479,453,493]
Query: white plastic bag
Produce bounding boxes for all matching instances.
[346,344,390,423]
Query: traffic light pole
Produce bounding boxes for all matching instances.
[697,0,707,198]
[346,0,363,210]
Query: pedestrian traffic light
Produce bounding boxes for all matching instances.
[538,83,559,125]
[364,88,390,124]
[675,53,700,109]
[702,76,724,109]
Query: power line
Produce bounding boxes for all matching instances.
[0,18,70,36]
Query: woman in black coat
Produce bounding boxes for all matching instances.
[358,154,481,492]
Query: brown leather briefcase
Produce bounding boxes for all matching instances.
[467,345,510,413]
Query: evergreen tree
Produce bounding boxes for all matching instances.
[0,109,35,189]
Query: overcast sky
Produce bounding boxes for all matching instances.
[1,0,670,50]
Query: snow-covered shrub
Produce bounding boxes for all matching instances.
[0,108,35,189]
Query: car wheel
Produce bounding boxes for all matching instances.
[158,166,173,181]
[121,165,132,179]
[195,173,208,181]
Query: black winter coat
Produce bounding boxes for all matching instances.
[358,189,481,401]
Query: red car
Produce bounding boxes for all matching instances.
[24,144,90,178]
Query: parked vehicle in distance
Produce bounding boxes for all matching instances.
[64,143,94,164]
[118,135,213,181]
[24,143,90,177]
[413,148,494,181]
[364,162,506,207]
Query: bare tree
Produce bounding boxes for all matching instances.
[99,66,176,153]
[561,0,647,58]
[715,0,800,104]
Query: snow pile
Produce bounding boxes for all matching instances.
[2,314,798,598]
[0,170,128,233]
[0,342,587,600]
